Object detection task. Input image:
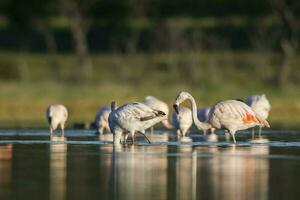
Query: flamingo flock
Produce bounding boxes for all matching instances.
[46,91,271,145]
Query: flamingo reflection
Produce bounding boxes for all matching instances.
[175,144,197,200]
[201,145,270,199]
[0,144,13,199]
[50,136,67,200]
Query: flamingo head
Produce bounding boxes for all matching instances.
[173,91,192,114]
[111,101,117,111]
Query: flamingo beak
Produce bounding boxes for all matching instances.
[173,104,179,114]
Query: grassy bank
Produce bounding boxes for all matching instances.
[0,51,300,129]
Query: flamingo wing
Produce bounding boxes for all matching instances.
[209,100,258,128]
[117,102,164,122]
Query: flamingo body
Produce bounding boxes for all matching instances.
[46,104,68,136]
[246,94,271,137]
[208,100,263,131]
[172,106,193,136]
[94,105,112,134]
[109,102,167,144]
[245,94,271,120]
[143,96,173,129]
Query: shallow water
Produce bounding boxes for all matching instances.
[0,129,299,200]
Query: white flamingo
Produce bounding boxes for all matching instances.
[46,104,68,136]
[94,105,113,134]
[108,101,167,145]
[246,94,271,137]
[172,106,193,137]
[143,96,173,132]
[173,91,270,144]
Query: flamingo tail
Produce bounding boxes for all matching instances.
[256,115,270,128]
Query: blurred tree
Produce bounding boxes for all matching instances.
[125,0,150,53]
[267,0,300,88]
[60,0,96,81]
[5,0,58,54]
[4,0,59,82]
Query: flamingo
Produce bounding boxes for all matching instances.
[173,91,270,144]
[246,94,271,137]
[46,104,68,136]
[143,96,173,132]
[94,105,114,134]
[108,101,167,145]
[172,106,193,137]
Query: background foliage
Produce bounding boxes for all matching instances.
[0,0,299,128]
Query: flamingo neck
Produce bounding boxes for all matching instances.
[162,119,173,129]
[187,96,211,130]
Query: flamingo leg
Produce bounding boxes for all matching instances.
[123,133,130,144]
[230,130,237,144]
[258,126,262,138]
[211,128,216,134]
[185,130,190,137]
[113,130,122,145]
[176,129,181,137]
[137,132,151,144]
[150,127,154,134]
[232,135,236,144]
[252,128,255,139]
[99,125,104,135]
[224,130,231,141]
[60,123,65,137]
[182,129,188,137]
[50,127,53,137]
[130,131,135,144]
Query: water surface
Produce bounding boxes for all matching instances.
[0,130,299,200]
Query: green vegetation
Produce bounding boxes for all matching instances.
[0,0,299,129]
[0,51,299,129]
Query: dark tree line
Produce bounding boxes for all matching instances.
[0,0,299,87]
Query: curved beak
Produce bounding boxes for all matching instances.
[173,104,179,114]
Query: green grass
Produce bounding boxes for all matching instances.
[0,51,300,129]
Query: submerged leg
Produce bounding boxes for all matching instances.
[105,124,112,134]
[185,130,190,137]
[176,129,181,137]
[258,126,262,138]
[60,123,65,137]
[122,133,130,145]
[150,127,154,134]
[252,128,255,139]
[50,127,53,136]
[211,128,216,134]
[113,130,122,145]
[98,125,104,135]
[137,132,151,144]
[182,129,188,137]
[224,130,231,141]
[130,131,135,144]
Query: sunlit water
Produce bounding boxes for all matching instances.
[0,129,299,200]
